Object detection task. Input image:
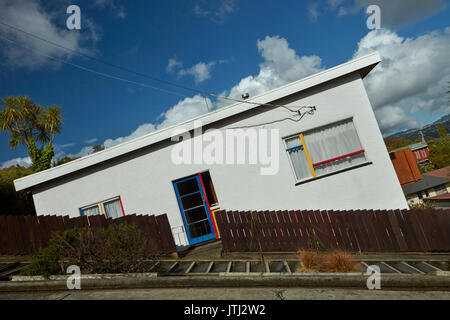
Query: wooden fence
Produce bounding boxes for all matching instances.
[0,214,176,255]
[215,209,450,252]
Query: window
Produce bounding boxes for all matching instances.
[284,118,368,183]
[434,184,448,196]
[80,196,124,219]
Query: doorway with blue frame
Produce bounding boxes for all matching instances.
[172,171,220,245]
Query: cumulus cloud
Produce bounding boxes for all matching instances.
[353,28,450,133]
[177,62,216,84]
[104,123,157,148]
[193,0,237,24]
[332,0,446,29]
[0,156,32,169]
[221,35,324,106]
[0,0,99,70]
[166,58,183,73]
[103,95,212,148]
[167,58,227,85]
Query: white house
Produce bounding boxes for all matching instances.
[14,52,408,248]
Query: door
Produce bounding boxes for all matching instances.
[173,174,216,245]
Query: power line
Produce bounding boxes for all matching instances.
[0,34,189,98]
[0,20,315,113]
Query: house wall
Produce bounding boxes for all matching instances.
[31,72,409,247]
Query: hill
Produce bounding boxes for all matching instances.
[387,114,450,140]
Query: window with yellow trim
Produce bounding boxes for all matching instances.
[284,118,367,182]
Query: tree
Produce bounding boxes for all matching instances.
[54,156,77,166]
[0,166,36,215]
[0,96,63,172]
[437,122,448,138]
[427,135,450,170]
[92,145,105,153]
[384,136,413,151]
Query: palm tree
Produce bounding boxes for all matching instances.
[40,105,63,146]
[0,96,63,171]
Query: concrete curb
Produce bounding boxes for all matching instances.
[1,273,450,292]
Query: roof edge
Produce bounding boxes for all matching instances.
[14,51,381,191]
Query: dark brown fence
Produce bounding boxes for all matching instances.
[0,214,176,255]
[215,209,450,252]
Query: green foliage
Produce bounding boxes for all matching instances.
[0,166,36,215]
[21,245,64,278]
[0,96,63,172]
[437,122,448,138]
[21,223,161,277]
[54,156,77,166]
[426,135,450,170]
[384,136,413,151]
[27,137,54,172]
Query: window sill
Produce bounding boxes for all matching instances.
[294,161,373,186]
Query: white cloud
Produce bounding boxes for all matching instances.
[221,35,324,105]
[193,0,237,24]
[167,58,225,84]
[353,28,450,133]
[0,156,32,169]
[0,0,99,70]
[103,95,212,148]
[104,123,157,148]
[308,2,320,21]
[166,58,183,73]
[178,62,216,84]
[84,138,98,144]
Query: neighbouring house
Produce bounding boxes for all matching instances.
[424,166,450,180]
[424,193,450,209]
[389,148,422,186]
[14,52,408,249]
[402,174,450,207]
[390,139,430,168]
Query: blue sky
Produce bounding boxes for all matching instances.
[0,0,449,168]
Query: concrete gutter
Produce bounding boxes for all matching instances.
[1,273,450,292]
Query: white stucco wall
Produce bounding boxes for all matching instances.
[30,72,408,247]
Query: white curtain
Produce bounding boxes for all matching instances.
[82,205,100,216]
[103,199,123,219]
[304,119,366,176]
[285,136,312,181]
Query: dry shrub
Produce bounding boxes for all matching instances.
[296,249,359,273]
[321,250,359,272]
[296,250,321,273]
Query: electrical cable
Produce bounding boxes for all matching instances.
[0,21,316,113]
[0,34,189,98]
